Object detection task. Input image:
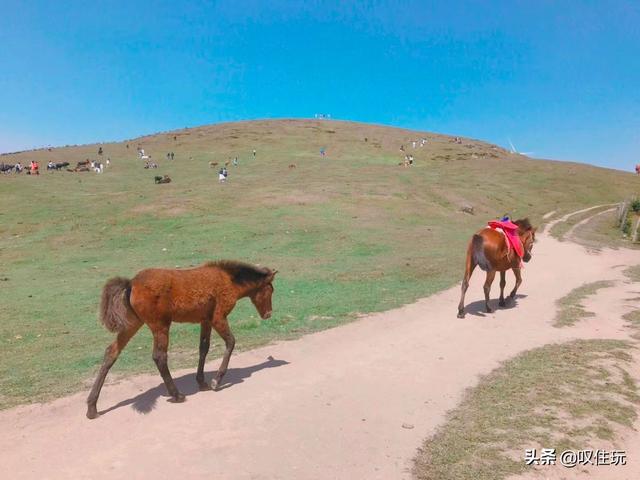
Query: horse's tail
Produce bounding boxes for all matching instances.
[472,234,492,272]
[99,277,134,333]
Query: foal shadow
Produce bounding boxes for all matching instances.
[99,356,289,417]
[464,294,528,317]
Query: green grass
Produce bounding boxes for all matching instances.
[412,339,640,480]
[624,265,640,283]
[1,119,639,409]
[623,310,640,341]
[553,281,615,327]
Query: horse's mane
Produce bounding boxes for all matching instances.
[207,260,271,285]
[513,218,533,231]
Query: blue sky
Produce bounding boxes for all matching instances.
[1,1,638,170]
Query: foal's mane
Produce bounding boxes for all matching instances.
[208,260,271,285]
[513,218,533,232]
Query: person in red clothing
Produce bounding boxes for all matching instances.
[30,160,40,175]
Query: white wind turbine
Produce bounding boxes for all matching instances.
[508,138,534,156]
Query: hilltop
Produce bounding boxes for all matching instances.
[0,119,637,409]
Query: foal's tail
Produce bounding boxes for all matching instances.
[99,277,134,333]
[472,234,492,272]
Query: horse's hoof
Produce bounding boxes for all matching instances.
[169,393,186,403]
[457,312,465,319]
[499,300,506,307]
[198,382,212,391]
[486,307,493,313]
[86,408,99,420]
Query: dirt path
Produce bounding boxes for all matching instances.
[2,210,639,480]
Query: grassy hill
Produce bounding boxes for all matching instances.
[0,119,637,409]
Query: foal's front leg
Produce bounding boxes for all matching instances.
[212,316,235,390]
[196,322,212,390]
[509,268,523,299]
[151,327,185,402]
[483,270,496,313]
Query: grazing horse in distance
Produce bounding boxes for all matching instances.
[0,163,15,173]
[154,174,171,184]
[86,261,277,419]
[457,218,536,318]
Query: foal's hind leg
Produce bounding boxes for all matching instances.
[151,327,185,402]
[86,322,142,419]
[483,270,496,313]
[211,318,235,390]
[498,271,507,307]
[196,322,212,391]
[457,259,476,318]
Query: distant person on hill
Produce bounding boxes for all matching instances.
[252,149,256,157]
[171,152,174,160]
[233,157,238,166]
[15,162,23,173]
[98,147,103,156]
[320,148,325,157]
[166,152,170,161]
[30,160,39,175]
[636,164,640,175]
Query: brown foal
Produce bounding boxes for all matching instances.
[457,218,536,318]
[86,261,277,419]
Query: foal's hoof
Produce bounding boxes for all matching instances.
[198,382,212,391]
[169,393,186,403]
[86,408,99,420]
[457,311,465,319]
[499,299,506,307]
[486,307,493,313]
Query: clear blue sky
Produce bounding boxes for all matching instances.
[1,1,638,170]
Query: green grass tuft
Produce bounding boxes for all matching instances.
[553,281,615,327]
[624,265,640,283]
[413,339,639,480]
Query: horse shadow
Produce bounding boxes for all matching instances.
[99,356,289,417]
[464,294,528,317]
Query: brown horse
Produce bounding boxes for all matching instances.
[457,219,536,318]
[86,261,277,419]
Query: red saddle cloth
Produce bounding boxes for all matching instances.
[488,220,524,258]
